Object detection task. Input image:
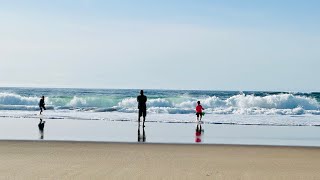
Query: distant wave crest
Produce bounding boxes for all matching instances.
[0,93,38,105]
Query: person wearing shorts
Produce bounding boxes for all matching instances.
[137,90,147,127]
[196,101,204,121]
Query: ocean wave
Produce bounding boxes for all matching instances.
[118,98,173,108]
[226,94,319,110]
[0,92,319,115]
[0,93,38,105]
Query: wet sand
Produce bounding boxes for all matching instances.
[0,140,320,180]
[1,117,320,146]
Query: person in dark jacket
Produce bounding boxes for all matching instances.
[39,96,46,115]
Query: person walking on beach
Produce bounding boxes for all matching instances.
[39,96,46,115]
[137,90,147,127]
[196,101,204,121]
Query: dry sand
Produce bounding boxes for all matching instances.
[0,140,319,180]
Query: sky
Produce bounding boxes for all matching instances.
[0,0,319,92]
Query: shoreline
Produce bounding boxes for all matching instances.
[1,140,320,179]
[1,139,320,149]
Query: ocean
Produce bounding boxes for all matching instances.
[1,87,320,146]
[0,87,320,126]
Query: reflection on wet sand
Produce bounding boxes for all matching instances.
[138,126,146,142]
[38,119,45,139]
[195,123,203,143]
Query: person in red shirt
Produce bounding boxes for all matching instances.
[196,101,204,121]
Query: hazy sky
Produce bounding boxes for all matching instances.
[0,0,319,91]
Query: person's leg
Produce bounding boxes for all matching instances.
[142,127,146,142]
[138,109,143,126]
[142,117,145,127]
[142,109,146,127]
[39,107,42,114]
[200,114,202,121]
[138,109,141,127]
[137,127,140,141]
[142,115,145,127]
[138,114,141,126]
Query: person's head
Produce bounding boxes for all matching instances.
[140,90,144,95]
[197,101,200,105]
[42,96,44,99]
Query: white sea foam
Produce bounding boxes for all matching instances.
[68,96,87,107]
[148,98,173,107]
[226,94,319,110]
[2,110,320,127]
[118,98,136,108]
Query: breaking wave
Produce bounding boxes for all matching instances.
[0,92,319,115]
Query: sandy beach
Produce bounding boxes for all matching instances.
[0,141,319,180]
